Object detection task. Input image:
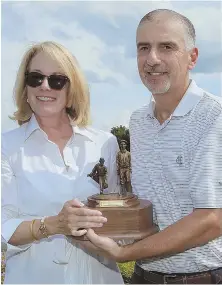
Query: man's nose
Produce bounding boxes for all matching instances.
[40,77,51,90]
[146,49,161,67]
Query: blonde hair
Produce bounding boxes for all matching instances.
[11,41,90,126]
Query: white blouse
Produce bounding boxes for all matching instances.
[1,115,123,284]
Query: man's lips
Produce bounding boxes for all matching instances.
[145,72,167,75]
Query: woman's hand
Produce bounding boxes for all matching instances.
[46,199,107,237]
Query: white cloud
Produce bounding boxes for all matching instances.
[179,7,222,43]
[99,109,132,131]
[191,72,222,96]
[85,1,221,43]
[1,1,221,133]
[2,2,132,84]
[86,1,173,19]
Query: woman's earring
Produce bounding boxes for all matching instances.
[27,98,29,103]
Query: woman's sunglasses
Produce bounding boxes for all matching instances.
[25,71,69,90]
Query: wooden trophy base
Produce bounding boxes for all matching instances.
[78,193,158,241]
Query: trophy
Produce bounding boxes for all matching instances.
[84,140,158,241]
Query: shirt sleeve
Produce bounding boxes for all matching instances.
[1,149,33,255]
[190,113,222,208]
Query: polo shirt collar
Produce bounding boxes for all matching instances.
[147,80,204,118]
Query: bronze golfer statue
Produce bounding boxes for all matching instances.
[87,157,108,194]
[116,140,132,195]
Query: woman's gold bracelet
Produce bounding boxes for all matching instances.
[30,219,38,241]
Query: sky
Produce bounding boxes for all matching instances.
[1,0,222,132]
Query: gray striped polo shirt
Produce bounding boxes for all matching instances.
[129,80,222,273]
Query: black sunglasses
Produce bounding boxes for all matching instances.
[25,71,69,90]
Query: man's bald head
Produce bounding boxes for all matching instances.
[138,9,196,50]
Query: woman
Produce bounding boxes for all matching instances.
[1,41,123,284]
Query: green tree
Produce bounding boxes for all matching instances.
[110,125,130,151]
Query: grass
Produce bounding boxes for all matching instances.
[118,261,135,283]
[1,252,5,284]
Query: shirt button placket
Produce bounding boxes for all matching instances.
[63,147,73,172]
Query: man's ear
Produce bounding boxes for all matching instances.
[188,47,198,71]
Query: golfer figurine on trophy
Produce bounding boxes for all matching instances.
[116,140,132,196]
[87,158,108,194]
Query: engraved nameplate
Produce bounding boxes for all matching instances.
[99,200,124,207]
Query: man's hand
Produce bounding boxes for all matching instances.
[78,229,123,261]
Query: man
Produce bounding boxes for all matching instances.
[116,140,132,195]
[84,9,222,284]
[88,158,108,194]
